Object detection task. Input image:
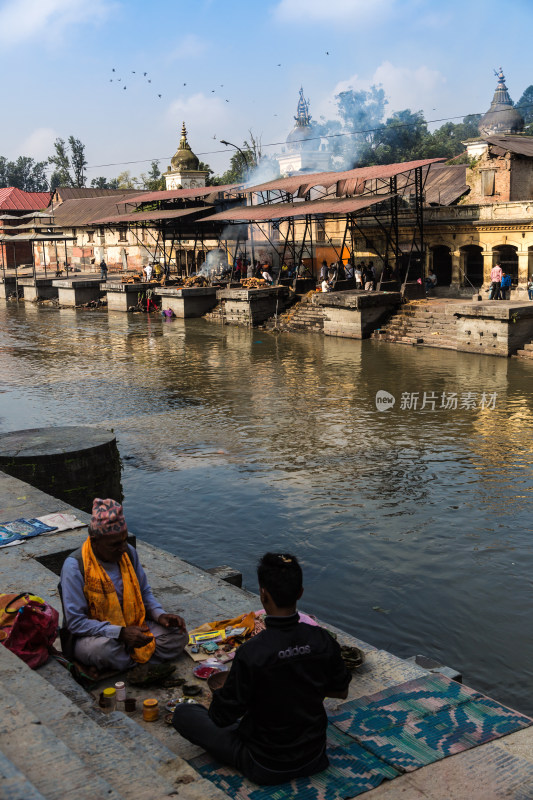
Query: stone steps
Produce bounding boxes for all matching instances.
[0,643,222,800]
[372,301,458,349]
[514,340,533,359]
[276,297,326,332]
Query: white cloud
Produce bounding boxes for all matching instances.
[274,0,395,24]
[168,34,209,61]
[19,127,57,160]
[329,62,446,117]
[0,0,112,47]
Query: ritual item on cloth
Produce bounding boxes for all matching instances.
[185,612,255,662]
[81,537,155,663]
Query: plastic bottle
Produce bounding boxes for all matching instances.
[102,687,116,712]
[115,681,126,702]
[143,698,159,721]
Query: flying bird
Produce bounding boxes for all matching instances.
[158,94,162,98]
[211,89,215,92]
[123,86,127,90]
[325,51,330,55]
[277,63,281,66]
[112,68,115,72]
[183,82,187,86]
[225,99,229,103]
[148,79,151,83]
[143,72,147,76]
[132,71,136,74]
[109,79,113,82]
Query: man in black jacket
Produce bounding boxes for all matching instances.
[173,552,351,785]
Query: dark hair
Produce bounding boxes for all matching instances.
[257,552,303,607]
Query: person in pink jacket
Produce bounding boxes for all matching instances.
[490,263,502,300]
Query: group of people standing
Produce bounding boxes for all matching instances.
[489,263,513,300]
[320,259,376,292]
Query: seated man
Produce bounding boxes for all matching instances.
[60,498,187,672]
[173,552,351,786]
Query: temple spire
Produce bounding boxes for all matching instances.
[294,87,311,128]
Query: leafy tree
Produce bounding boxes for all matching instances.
[516,85,533,126]
[68,136,87,188]
[90,176,120,189]
[0,154,48,190]
[49,138,73,190]
[115,170,140,189]
[139,160,165,191]
[48,136,87,189]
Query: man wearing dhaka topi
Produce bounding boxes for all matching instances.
[60,498,187,671]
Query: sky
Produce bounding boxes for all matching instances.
[1,0,533,183]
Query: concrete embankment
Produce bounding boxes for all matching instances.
[1,469,533,798]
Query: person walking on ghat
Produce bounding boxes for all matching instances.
[363,263,374,291]
[100,259,108,281]
[528,276,533,301]
[59,498,188,672]
[490,262,503,300]
[173,552,351,786]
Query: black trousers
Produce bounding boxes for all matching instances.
[491,281,501,299]
[173,704,328,786]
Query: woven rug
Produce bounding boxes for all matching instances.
[190,674,532,800]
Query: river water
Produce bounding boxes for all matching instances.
[1,303,532,714]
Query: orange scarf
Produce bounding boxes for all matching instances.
[82,538,156,663]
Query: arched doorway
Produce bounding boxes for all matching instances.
[493,245,518,283]
[431,245,452,286]
[461,245,483,286]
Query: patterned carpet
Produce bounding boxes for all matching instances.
[190,674,532,800]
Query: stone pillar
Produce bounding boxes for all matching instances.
[451,250,461,286]
[425,249,432,278]
[482,251,493,286]
[518,251,528,286]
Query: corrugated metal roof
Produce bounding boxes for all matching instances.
[486,135,533,157]
[47,194,142,226]
[91,207,208,224]
[202,194,394,223]
[125,183,245,204]
[0,188,51,211]
[244,158,445,197]
[53,187,143,203]
[423,164,468,205]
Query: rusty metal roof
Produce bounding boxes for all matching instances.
[0,188,51,211]
[47,194,143,226]
[244,158,445,197]
[486,135,533,157]
[202,194,394,223]
[423,164,468,205]
[53,187,143,203]
[125,183,245,204]
[90,207,208,224]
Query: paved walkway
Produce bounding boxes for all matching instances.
[1,470,532,798]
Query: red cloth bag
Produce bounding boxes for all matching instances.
[0,593,59,669]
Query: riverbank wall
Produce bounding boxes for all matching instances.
[1,465,533,798]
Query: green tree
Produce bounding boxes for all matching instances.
[115,170,140,189]
[516,85,533,127]
[139,160,165,191]
[90,176,120,189]
[0,155,48,191]
[68,136,87,187]
[48,136,87,189]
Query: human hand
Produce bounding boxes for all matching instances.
[119,625,153,649]
[158,613,187,632]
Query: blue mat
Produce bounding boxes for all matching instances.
[190,674,533,800]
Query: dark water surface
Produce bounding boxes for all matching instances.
[1,303,533,713]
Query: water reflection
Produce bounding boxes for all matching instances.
[1,304,533,713]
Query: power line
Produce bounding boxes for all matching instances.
[39,101,533,174]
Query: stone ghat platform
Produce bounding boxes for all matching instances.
[17,276,58,302]
[104,280,157,312]
[313,290,402,339]
[156,286,218,318]
[1,469,533,798]
[52,277,104,307]
[373,298,533,357]
[217,285,290,326]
